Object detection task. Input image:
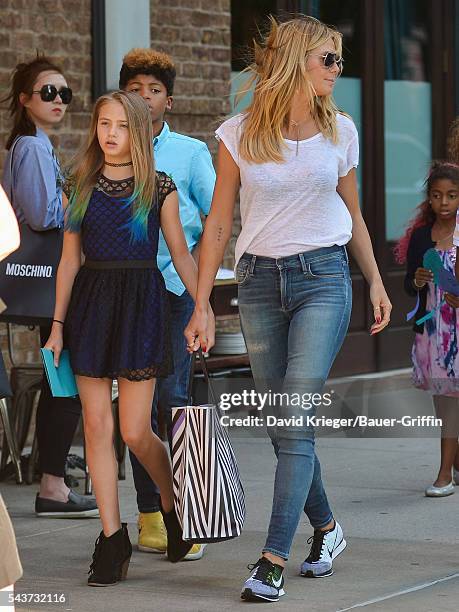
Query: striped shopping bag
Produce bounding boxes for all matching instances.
[171,349,245,543]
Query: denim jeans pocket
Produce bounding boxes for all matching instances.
[307,254,346,279]
[235,258,251,286]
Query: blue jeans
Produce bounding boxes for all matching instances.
[236,246,352,560]
[129,289,194,513]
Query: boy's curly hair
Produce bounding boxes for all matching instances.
[119,48,176,96]
[447,117,459,164]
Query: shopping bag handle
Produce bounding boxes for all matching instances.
[187,347,218,407]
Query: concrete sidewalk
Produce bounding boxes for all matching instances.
[1,377,459,612]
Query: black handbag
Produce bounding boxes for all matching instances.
[0,225,62,325]
[0,136,63,325]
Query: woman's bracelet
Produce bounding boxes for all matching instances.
[52,319,65,325]
[413,279,425,289]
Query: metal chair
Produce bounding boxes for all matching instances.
[0,325,44,484]
[0,397,23,484]
[0,335,24,483]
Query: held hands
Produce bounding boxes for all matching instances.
[413,267,434,289]
[369,281,392,336]
[44,322,64,367]
[184,305,215,353]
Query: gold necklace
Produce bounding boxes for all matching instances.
[288,118,310,156]
[432,228,454,243]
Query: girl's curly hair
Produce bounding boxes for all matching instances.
[393,161,459,264]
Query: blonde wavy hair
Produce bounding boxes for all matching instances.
[67,91,156,241]
[236,15,343,164]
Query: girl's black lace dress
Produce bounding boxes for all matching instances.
[65,172,175,381]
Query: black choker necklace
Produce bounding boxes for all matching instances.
[104,160,133,167]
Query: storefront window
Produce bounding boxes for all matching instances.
[384,0,432,241]
[231,0,277,72]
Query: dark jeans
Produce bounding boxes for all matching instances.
[36,325,82,477]
[129,290,194,513]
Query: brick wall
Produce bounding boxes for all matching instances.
[0,0,236,366]
[151,0,231,151]
[149,0,238,271]
[0,0,93,172]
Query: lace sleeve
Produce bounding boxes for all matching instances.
[157,172,177,208]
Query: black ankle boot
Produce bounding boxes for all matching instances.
[160,505,193,563]
[88,523,132,586]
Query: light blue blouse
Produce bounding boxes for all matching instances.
[1,128,64,230]
[154,122,216,295]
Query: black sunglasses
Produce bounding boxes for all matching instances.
[319,52,344,72]
[32,84,73,105]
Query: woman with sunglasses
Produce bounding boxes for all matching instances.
[1,55,98,519]
[185,15,391,603]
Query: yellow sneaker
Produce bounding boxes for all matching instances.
[183,543,206,561]
[137,512,167,553]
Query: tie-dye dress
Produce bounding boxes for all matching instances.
[412,247,459,395]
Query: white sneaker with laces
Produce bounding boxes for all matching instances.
[300,520,346,578]
[241,557,285,602]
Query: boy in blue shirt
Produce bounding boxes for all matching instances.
[120,49,216,560]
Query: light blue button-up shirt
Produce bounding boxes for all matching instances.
[1,128,64,229]
[154,122,216,295]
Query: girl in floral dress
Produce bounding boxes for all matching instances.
[395,161,459,497]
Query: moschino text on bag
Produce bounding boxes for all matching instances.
[5,263,53,278]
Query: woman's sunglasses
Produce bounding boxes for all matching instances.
[317,52,344,72]
[32,84,73,105]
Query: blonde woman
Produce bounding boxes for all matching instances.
[185,16,391,602]
[45,91,209,584]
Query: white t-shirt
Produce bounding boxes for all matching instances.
[215,112,359,266]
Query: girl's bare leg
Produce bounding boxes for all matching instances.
[77,376,120,536]
[117,378,174,512]
[454,443,459,471]
[433,395,459,486]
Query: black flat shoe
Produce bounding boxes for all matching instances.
[35,490,99,518]
[88,523,132,587]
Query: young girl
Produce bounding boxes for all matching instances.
[1,56,97,519]
[185,15,391,603]
[396,161,459,497]
[45,91,207,585]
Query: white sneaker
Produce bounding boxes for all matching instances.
[241,557,285,602]
[453,468,459,486]
[300,520,346,578]
[425,482,455,497]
